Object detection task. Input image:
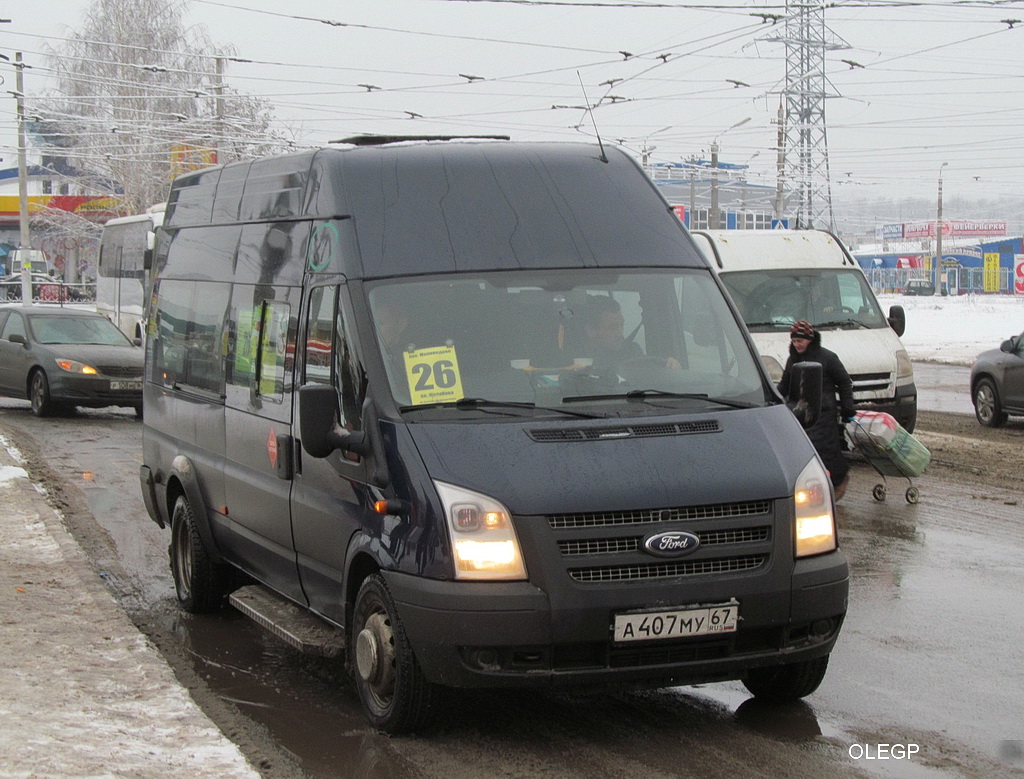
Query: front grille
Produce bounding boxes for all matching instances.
[98,366,142,379]
[558,526,770,556]
[549,500,771,529]
[851,371,892,393]
[569,554,766,583]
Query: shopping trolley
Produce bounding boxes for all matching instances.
[845,411,931,504]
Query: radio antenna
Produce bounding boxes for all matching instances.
[577,71,608,163]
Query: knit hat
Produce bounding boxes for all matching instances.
[790,320,815,339]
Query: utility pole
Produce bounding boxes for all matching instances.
[775,99,786,222]
[935,162,948,294]
[709,142,720,229]
[687,158,696,229]
[15,52,32,303]
[214,55,225,164]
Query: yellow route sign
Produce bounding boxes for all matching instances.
[404,345,464,405]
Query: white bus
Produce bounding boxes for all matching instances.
[97,204,165,340]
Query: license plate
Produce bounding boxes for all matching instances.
[613,603,738,643]
[110,380,142,390]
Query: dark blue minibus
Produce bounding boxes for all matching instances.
[139,138,847,732]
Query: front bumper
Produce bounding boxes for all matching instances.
[384,550,849,690]
[49,374,142,408]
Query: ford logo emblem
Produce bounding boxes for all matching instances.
[643,530,701,558]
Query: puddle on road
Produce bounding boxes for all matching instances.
[168,609,413,778]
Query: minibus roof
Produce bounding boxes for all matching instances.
[165,141,709,279]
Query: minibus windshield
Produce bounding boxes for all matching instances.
[367,269,768,411]
[718,269,887,333]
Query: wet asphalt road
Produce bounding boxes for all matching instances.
[1,363,1022,778]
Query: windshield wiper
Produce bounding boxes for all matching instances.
[816,319,870,330]
[400,397,604,418]
[743,320,792,329]
[563,390,758,409]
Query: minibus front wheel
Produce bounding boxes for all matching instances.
[742,654,830,702]
[170,494,229,613]
[352,573,435,733]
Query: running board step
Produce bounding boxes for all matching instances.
[229,585,346,658]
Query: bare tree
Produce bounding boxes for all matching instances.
[37,0,287,216]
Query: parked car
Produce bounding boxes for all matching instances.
[903,278,935,296]
[0,304,144,417]
[0,272,70,302]
[970,331,1024,427]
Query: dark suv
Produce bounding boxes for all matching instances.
[903,278,935,296]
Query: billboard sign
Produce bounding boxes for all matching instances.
[881,223,904,240]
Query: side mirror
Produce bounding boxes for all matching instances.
[887,305,906,337]
[8,333,27,346]
[1000,337,1017,354]
[788,361,822,429]
[299,384,369,458]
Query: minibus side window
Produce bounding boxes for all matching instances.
[255,300,291,403]
[304,286,335,387]
[303,285,363,433]
[150,279,229,396]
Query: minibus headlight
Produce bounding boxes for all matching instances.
[794,458,837,558]
[56,359,98,375]
[434,481,527,581]
[895,349,914,380]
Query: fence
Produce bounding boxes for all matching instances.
[864,267,1018,296]
[0,280,96,305]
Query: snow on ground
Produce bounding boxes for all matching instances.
[878,293,1024,366]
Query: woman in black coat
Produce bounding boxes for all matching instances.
[778,320,856,500]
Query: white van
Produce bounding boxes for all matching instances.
[693,229,917,431]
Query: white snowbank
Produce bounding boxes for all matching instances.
[878,293,1024,366]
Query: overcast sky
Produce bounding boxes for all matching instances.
[4,0,1024,218]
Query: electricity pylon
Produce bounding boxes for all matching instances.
[767,2,850,230]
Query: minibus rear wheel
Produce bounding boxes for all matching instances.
[352,573,435,733]
[170,494,229,613]
[742,654,829,702]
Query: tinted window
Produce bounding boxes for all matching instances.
[303,285,363,430]
[160,225,240,281]
[255,300,291,404]
[367,269,764,410]
[235,221,309,286]
[150,279,230,396]
[303,286,336,386]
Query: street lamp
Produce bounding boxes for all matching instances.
[935,162,948,294]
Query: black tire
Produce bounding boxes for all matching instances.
[973,377,1007,428]
[351,573,436,733]
[29,370,54,417]
[169,494,229,613]
[743,655,830,702]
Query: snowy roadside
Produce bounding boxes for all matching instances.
[879,293,1024,366]
[0,433,260,779]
